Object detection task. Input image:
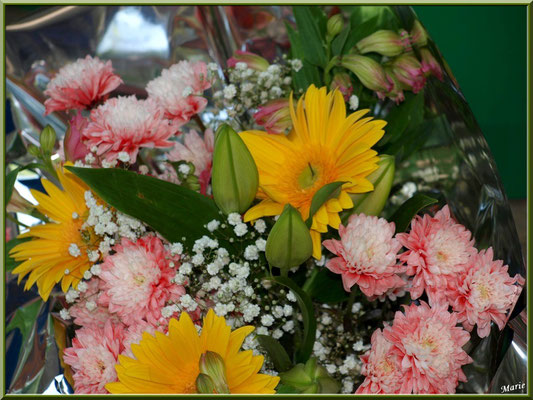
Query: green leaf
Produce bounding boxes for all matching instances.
[306,181,346,228]
[286,23,322,91]
[331,22,351,56]
[6,300,43,337]
[389,193,438,233]
[292,6,327,68]
[343,16,380,52]
[255,335,293,372]
[270,276,316,363]
[303,268,348,304]
[5,163,42,205]
[276,384,302,394]
[67,167,233,252]
[5,237,32,272]
[380,90,425,149]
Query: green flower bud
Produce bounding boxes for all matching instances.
[265,204,313,271]
[410,20,428,48]
[348,154,395,217]
[28,145,42,159]
[356,30,404,57]
[280,358,340,394]
[198,351,230,394]
[339,55,392,93]
[195,373,216,394]
[212,124,259,214]
[327,14,344,38]
[39,125,56,154]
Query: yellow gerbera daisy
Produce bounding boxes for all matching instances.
[240,85,386,259]
[10,164,100,301]
[106,309,280,394]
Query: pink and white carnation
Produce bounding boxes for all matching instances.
[356,329,404,394]
[44,55,122,115]
[82,96,175,163]
[63,321,125,394]
[323,214,405,297]
[146,61,212,128]
[397,205,476,306]
[447,247,524,338]
[98,235,185,326]
[382,302,472,394]
[69,278,120,329]
[166,128,214,194]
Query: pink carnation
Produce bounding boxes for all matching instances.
[382,302,472,394]
[44,55,122,115]
[447,247,524,338]
[146,61,212,128]
[323,214,405,297]
[397,205,477,305]
[98,235,185,326]
[82,96,175,163]
[356,329,404,394]
[63,321,125,394]
[166,129,214,194]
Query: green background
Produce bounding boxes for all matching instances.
[414,5,527,199]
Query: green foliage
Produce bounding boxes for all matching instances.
[292,7,328,68]
[269,276,317,363]
[255,335,293,373]
[67,166,234,252]
[303,267,348,304]
[390,192,438,233]
[5,163,42,205]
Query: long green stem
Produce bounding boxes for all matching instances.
[343,285,359,332]
[6,214,30,228]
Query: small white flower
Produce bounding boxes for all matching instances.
[289,59,303,72]
[117,151,130,163]
[244,245,259,261]
[241,82,254,92]
[242,303,261,322]
[326,364,337,375]
[207,62,218,72]
[273,306,284,319]
[255,238,267,252]
[244,286,254,297]
[59,308,71,320]
[207,276,221,290]
[90,264,102,276]
[235,61,248,71]
[72,212,79,219]
[84,153,96,164]
[101,159,117,168]
[207,261,221,275]
[207,220,220,232]
[256,327,269,336]
[351,302,362,313]
[282,320,294,332]
[179,262,193,275]
[68,243,81,258]
[138,165,149,175]
[272,329,283,339]
[77,281,88,292]
[254,219,267,233]
[64,269,70,275]
[343,380,354,393]
[283,305,293,316]
[352,340,367,352]
[223,84,237,100]
[180,294,198,311]
[87,250,99,262]
[261,314,274,327]
[170,242,183,256]
[83,270,93,280]
[287,291,297,302]
[178,163,191,175]
[191,253,205,266]
[234,223,248,237]
[315,256,326,267]
[85,300,97,311]
[227,213,242,225]
[321,313,332,325]
[349,94,359,111]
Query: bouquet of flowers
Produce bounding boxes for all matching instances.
[5,5,525,395]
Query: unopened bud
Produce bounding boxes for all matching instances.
[28,145,42,159]
[280,358,340,394]
[410,20,428,48]
[195,373,217,394]
[327,14,344,38]
[265,204,313,271]
[390,53,426,93]
[420,48,444,81]
[349,155,394,217]
[339,55,392,93]
[330,72,353,101]
[253,98,292,134]
[227,50,269,71]
[64,111,89,161]
[39,125,56,154]
[212,124,259,214]
[356,30,404,57]
[198,351,230,394]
